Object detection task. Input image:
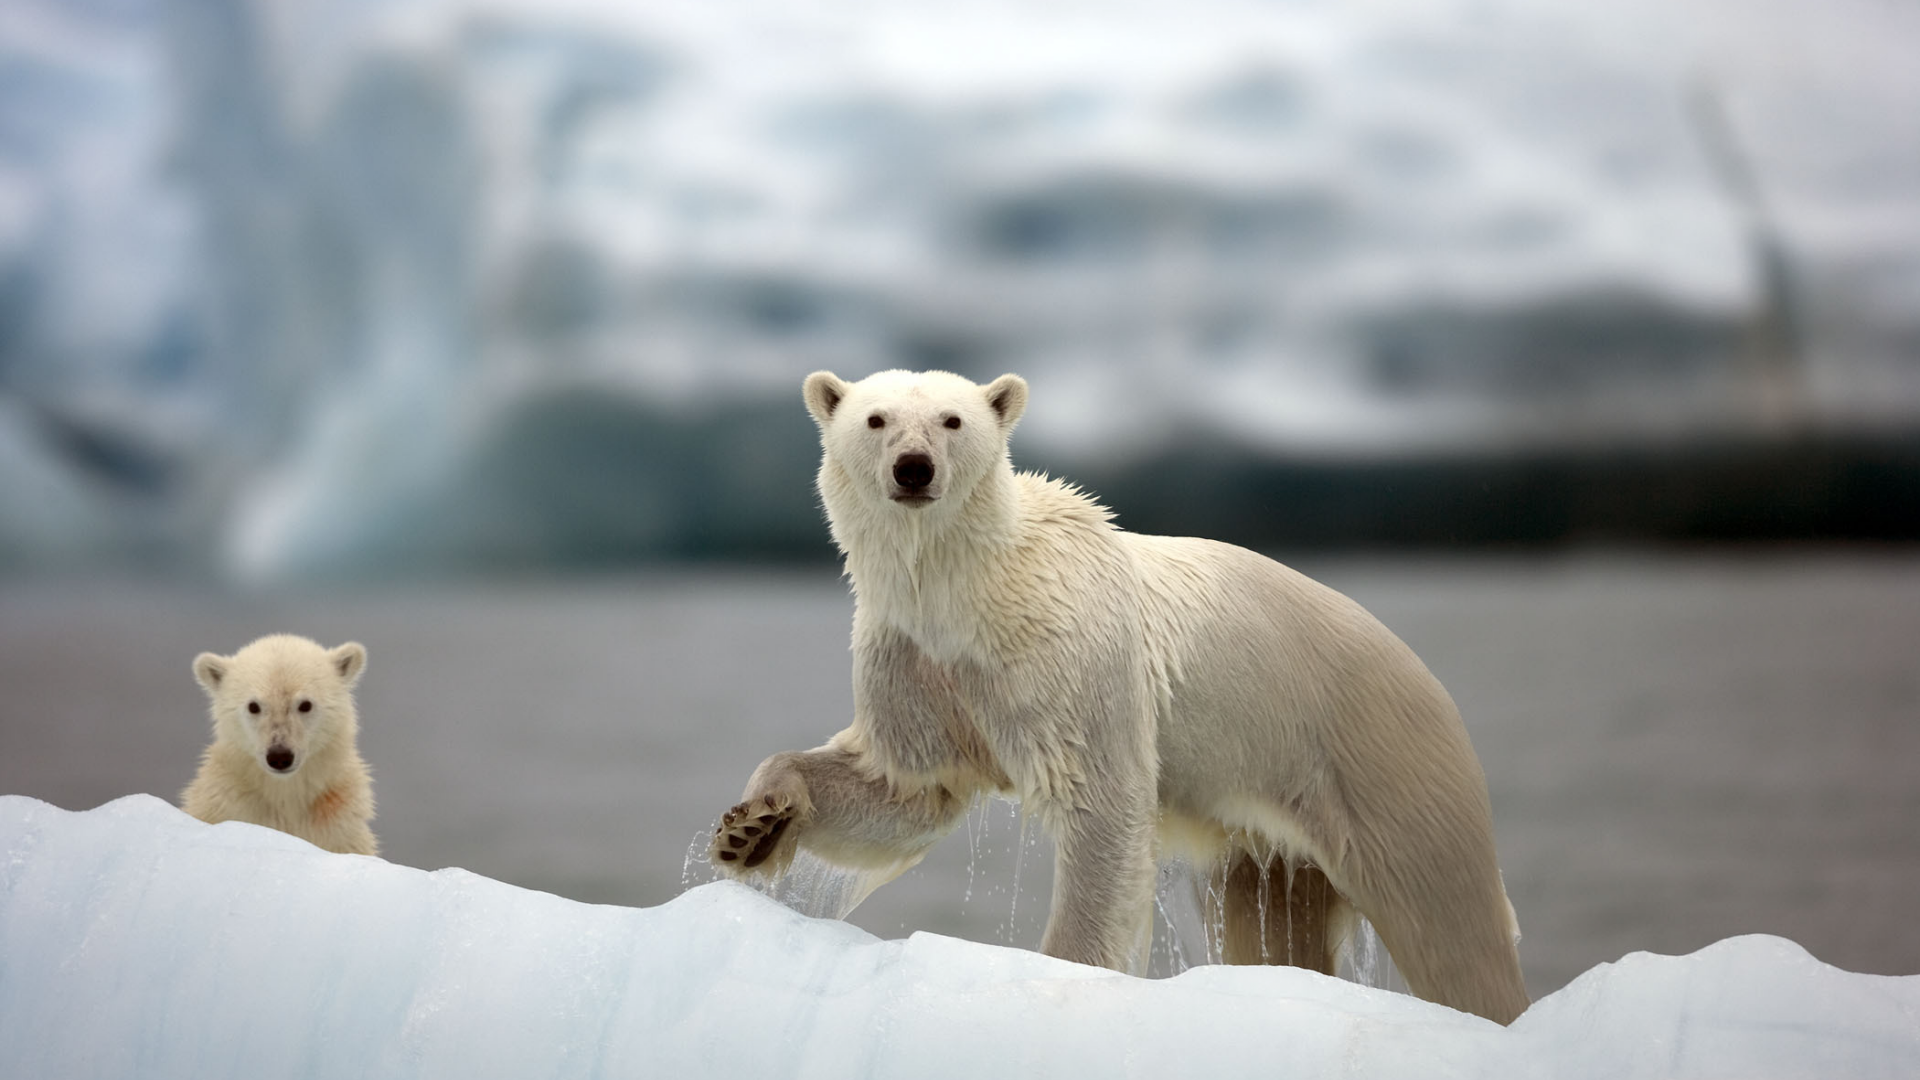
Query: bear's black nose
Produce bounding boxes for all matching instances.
[893,453,934,491]
[265,747,296,772]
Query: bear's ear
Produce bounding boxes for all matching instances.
[802,371,851,427]
[329,642,368,686]
[192,653,229,694]
[983,374,1029,430]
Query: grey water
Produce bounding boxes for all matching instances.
[3,552,1918,998]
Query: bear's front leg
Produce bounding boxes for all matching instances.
[1039,793,1159,972]
[711,738,974,880]
[711,751,814,875]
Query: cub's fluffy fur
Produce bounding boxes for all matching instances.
[182,634,377,856]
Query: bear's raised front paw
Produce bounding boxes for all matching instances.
[712,792,795,871]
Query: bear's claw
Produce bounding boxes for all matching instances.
[713,792,795,870]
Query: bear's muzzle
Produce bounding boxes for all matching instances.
[891,453,935,504]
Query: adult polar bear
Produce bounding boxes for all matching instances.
[712,369,1529,1024]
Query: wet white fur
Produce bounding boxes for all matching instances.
[724,369,1528,1023]
[182,634,378,856]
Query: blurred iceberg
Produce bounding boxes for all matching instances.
[3,0,1918,576]
[3,794,1918,1079]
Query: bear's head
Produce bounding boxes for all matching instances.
[803,369,1028,516]
[193,635,367,778]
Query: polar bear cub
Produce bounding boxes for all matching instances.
[711,369,1529,1024]
[182,634,378,856]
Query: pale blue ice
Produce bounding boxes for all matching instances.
[1,795,1915,1079]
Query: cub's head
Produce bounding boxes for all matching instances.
[192,634,367,778]
[803,369,1028,513]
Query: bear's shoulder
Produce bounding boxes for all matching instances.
[1012,471,1115,531]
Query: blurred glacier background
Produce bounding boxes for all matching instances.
[3,0,1918,576]
[4,0,1920,999]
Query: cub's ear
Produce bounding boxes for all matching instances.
[983,374,1029,429]
[192,653,229,694]
[329,642,368,686]
[802,371,851,427]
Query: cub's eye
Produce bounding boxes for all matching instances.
[867,415,884,429]
[944,416,961,430]
[247,701,261,715]
[297,700,312,714]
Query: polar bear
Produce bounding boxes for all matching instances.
[182,634,378,857]
[711,369,1529,1024]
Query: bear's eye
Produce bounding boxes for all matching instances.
[867,415,884,429]
[247,701,261,715]
[944,416,961,430]
[297,700,312,714]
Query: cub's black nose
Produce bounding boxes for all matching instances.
[265,747,295,772]
[893,453,934,491]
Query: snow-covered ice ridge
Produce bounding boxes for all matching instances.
[2,796,1915,1079]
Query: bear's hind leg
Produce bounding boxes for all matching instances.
[1330,826,1530,1024]
[1344,875,1528,1024]
[1207,852,1346,974]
